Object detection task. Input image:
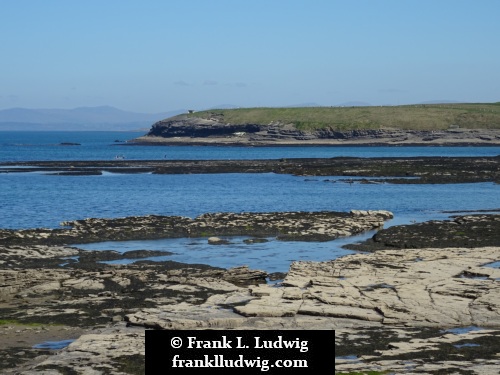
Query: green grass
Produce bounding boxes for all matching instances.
[188,103,500,131]
[0,319,50,327]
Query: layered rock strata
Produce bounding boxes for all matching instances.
[2,214,499,374]
[0,259,265,373]
[123,246,500,374]
[126,246,500,328]
[134,115,500,146]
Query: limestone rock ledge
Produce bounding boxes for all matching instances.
[12,246,500,374]
[237,246,500,327]
[20,325,146,375]
[126,246,500,329]
[121,246,500,374]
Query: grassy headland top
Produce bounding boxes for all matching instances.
[187,103,500,131]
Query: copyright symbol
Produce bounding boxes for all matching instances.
[171,337,182,349]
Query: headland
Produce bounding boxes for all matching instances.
[131,104,500,146]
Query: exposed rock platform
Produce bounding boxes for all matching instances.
[1,213,499,374]
[0,210,393,247]
[345,214,500,251]
[125,246,500,374]
[2,156,499,184]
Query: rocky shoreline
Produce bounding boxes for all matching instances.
[0,210,390,373]
[132,115,500,146]
[1,156,499,184]
[0,210,393,247]
[0,211,499,374]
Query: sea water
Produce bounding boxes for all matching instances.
[2,172,498,230]
[1,131,499,271]
[1,131,500,162]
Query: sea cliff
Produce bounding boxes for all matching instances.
[133,114,500,146]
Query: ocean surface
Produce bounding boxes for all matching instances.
[2,131,500,161]
[1,131,499,272]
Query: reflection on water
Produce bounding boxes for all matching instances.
[444,326,484,335]
[76,233,367,273]
[484,261,500,268]
[33,339,75,350]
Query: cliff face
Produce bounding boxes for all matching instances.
[136,114,500,145]
[144,115,385,141]
[147,115,262,138]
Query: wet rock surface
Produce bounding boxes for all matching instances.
[125,246,500,328]
[1,213,499,374]
[0,253,266,373]
[0,210,391,373]
[2,156,499,184]
[123,244,499,374]
[0,210,393,246]
[345,214,500,251]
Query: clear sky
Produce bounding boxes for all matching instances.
[1,0,499,113]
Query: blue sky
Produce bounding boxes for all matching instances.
[1,0,499,113]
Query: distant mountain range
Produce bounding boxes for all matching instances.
[0,106,186,131]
